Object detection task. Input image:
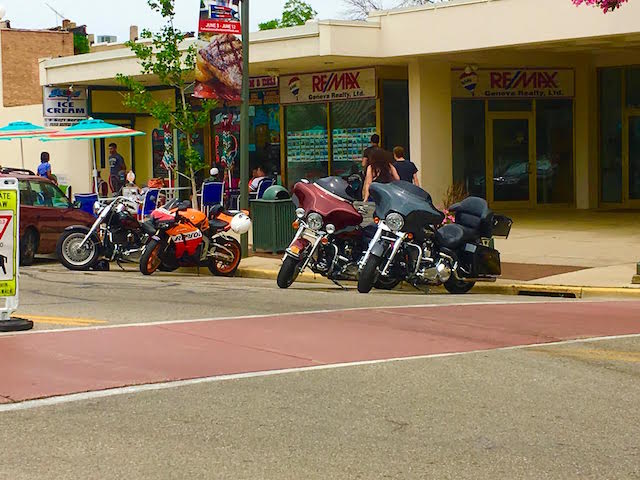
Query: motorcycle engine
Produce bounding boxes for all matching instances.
[419,258,452,284]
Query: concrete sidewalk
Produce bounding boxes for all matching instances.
[244,209,640,297]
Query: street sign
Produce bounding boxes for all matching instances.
[0,178,32,332]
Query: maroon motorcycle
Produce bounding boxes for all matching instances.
[277,177,401,290]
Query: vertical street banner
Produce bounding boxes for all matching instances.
[195,0,243,102]
[0,187,18,297]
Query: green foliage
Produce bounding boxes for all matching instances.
[73,33,90,55]
[259,0,317,30]
[116,0,217,207]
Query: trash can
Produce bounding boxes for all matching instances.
[251,186,296,253]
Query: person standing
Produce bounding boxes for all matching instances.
[362,134,381,169]
[108,143,127,195]
[37,152,57,184]
[362,148,400,202]
[392,146,420,186]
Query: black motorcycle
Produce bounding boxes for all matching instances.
[357,181,512,294]
[57,196,148,271]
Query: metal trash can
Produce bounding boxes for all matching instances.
[251,186,295,253]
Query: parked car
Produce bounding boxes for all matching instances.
[0,168,95,266]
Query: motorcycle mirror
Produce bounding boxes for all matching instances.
[210,167,219,176]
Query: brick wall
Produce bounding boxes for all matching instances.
[1,29,74,107]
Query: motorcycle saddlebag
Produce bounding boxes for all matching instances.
[492,215,513,239]
[463,243,501,277]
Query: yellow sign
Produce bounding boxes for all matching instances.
[0,190,17,297]
[452,68,575,99]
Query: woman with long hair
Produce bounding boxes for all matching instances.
[362,148,400,202]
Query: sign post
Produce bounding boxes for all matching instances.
[0,178,32,332]
[240,0,250,257]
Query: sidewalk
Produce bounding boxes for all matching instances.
[242,209,640,297]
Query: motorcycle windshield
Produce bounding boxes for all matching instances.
[314,176,356,202]
[370,181,444,225]
[292,181,362,230]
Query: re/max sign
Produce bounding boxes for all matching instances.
[490,71,559,90]
[312,72,361,93]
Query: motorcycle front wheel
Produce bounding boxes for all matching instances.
[208,237,242,277]
[57,229,101,271]
[357,254,382,294]
[277,254,304,289]
[140,238,164,276]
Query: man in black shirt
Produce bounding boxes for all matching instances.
[362,134,381,169]
[393,146,420,186]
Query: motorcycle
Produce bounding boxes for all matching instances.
[57,196,147,271]
[357,181,512,294]
[277,177,401,290]
[139,199,251,276]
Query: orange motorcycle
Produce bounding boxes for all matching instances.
[139,200,251,276]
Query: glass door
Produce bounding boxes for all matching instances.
[487,113,535,207]
[626,114,640,205]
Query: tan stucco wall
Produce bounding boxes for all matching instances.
[409,60,453,207]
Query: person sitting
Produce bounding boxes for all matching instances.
[362,148,400,202]
[37,152,57,184]
[249,166,268,193]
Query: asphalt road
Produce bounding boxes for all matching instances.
[0,263,638,479]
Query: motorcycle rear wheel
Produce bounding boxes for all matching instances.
[140,239,164,276]
[208,238,242,277]
[444,278,476,294]
[358,254,382,294]
[57,230,100,271]
[375,275,402,291]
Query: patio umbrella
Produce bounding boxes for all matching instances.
[0,121,57,169]
[42,118,145,194]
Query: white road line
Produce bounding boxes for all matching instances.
[0,298,592,337]
[1,332,639,413]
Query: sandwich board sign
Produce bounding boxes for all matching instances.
[0,178,32,332]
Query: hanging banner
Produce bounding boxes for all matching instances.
[194,0,243,102]
[280,69,377,105]
[452,68,575,99]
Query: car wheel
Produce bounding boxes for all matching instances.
[20,229,38,266]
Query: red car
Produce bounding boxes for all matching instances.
[0,168,95,265]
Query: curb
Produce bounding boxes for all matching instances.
[235,267,640,298]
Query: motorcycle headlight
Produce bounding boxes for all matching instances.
[386,212,405,232]
[326,224,336,235]
[295,208,306,219]
[307,212,324,231]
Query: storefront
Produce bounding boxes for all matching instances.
[599,66,640,207]
[452,68,575,208]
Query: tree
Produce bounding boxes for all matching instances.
[259,0,317,30]
[572,0,628,12]
[116,0,216,209]
[342,0,443,19]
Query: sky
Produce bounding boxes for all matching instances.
[0,0,364,41]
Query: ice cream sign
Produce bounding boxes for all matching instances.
[280,68,376,104]
[452,68,574,98]
[43,86,88,127]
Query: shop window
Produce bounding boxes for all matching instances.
[536,100,574,204]
[383,80,410,154]
[626,67,640,108]
[452,100,486,198]
[330,99,377,177]
[600,68,623,203]
[250,105,281,177]
[285,104,328,189]
[488,100,532,112]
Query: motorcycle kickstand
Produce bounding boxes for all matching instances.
[410,281,430,294]
[330,278,347,290]
[115,258,125,271]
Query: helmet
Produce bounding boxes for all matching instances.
[230,213,251,234]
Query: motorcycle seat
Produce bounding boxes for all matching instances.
[210,219,228,230]
[435,224,476,249]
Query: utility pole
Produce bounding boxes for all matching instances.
[240,0,250,257]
